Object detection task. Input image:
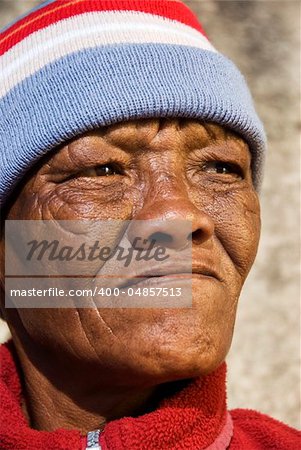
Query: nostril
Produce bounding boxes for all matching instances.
[148,232,173,245]
[191,229,207,244]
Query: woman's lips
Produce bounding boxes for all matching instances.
[121,272,220,290]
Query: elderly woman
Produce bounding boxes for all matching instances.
[0,1,300,449]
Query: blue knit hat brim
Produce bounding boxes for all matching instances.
[0,44,266,205]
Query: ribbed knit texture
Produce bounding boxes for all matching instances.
[0,0,267,206]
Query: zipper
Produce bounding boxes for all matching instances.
[85,429,102,450]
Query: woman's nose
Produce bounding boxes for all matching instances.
[127,197,214,251]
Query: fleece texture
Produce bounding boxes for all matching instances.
[0,341,300,449]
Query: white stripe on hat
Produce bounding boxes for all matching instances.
[0,11,216,98]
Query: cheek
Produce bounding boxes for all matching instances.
[50,184,133,220]
[11,308,106,363]
[209,189,261,279]
[10,181,139,221]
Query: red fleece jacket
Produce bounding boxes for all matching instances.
[0,342,300,449]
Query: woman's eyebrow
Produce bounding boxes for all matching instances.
[190,137,251,162]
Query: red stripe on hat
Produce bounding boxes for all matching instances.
[0,0,206,55]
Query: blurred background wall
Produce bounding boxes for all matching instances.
[0,0,300,429]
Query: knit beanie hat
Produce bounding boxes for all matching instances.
[0,0,266,206]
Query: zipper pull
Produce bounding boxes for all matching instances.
[85,429,102,450]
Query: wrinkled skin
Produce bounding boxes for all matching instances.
[0,119,260,432]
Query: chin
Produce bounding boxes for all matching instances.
[161,345,225,381]
[131,313,233,383]
[121,332,228,387]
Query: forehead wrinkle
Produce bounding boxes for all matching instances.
[100,119,163,151]
[49,120,250,167]
[180,121,251,159]
[204,123,250,153]
[98,118,206,153]
[56,134,121,168]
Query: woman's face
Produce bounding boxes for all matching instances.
[1,119,260,386]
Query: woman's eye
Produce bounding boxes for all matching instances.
[77,164,121,178]
[202,161,243,178]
